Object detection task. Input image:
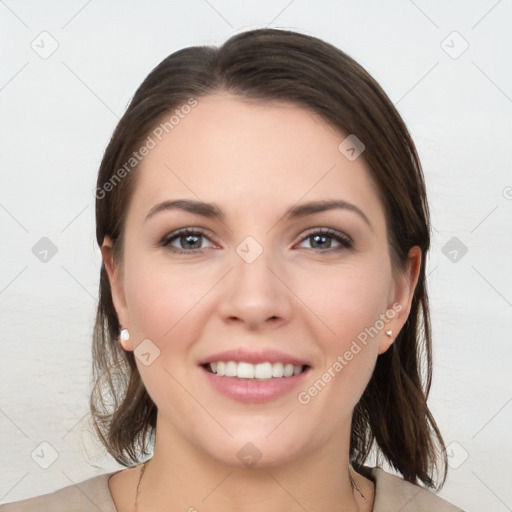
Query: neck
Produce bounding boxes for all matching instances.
[135,413,373,512]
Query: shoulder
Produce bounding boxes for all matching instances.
[0,471,120,512]
[365,466,466,511]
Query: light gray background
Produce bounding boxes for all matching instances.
[1,1,511,510]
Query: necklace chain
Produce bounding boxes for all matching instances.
[134,459,366,511]
[349,468,366,500]
[134,461,147,512]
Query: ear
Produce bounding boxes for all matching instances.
[378,245,422,355]
[101,236,133,351]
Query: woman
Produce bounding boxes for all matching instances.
[0,28,465,511]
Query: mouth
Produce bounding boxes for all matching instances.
[199,361,311,403]
[201,361,310,380]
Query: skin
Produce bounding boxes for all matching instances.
[102,92,421,512]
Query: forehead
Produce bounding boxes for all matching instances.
[130,93,385,227]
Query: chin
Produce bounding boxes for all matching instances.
[199,432,307,470]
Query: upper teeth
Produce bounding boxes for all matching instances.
[209,361,304,379]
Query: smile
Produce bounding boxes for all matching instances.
[205,361,308,379]
[200,363,311,403]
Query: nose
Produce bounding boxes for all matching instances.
[217,241,293,330]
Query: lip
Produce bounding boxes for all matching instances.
[197,347,310,367]
[200,364,311,403]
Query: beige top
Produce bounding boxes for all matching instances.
[0,466,465,511]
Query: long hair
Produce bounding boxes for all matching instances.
[90,27,447,490]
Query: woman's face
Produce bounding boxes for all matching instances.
[103,92,420,468]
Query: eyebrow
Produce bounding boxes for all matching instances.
[144,199,372,229]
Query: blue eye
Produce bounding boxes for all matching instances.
[160,228,213,254]
[160,227,352,254]
[297,229,352,252]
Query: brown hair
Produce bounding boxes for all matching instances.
[91,27,448,490]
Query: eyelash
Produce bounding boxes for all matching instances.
[159,227,353,254]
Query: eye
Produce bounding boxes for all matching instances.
[160,228,215,254]
[296,228,352,252]
[159,227,353,255]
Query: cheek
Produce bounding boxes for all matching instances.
[294,263,390,409]
[303,263,391,345]
[122,256,212,404]
[123,253,217,352]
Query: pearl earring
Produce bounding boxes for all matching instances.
[385,330,393,338]
[119,329,130,348]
